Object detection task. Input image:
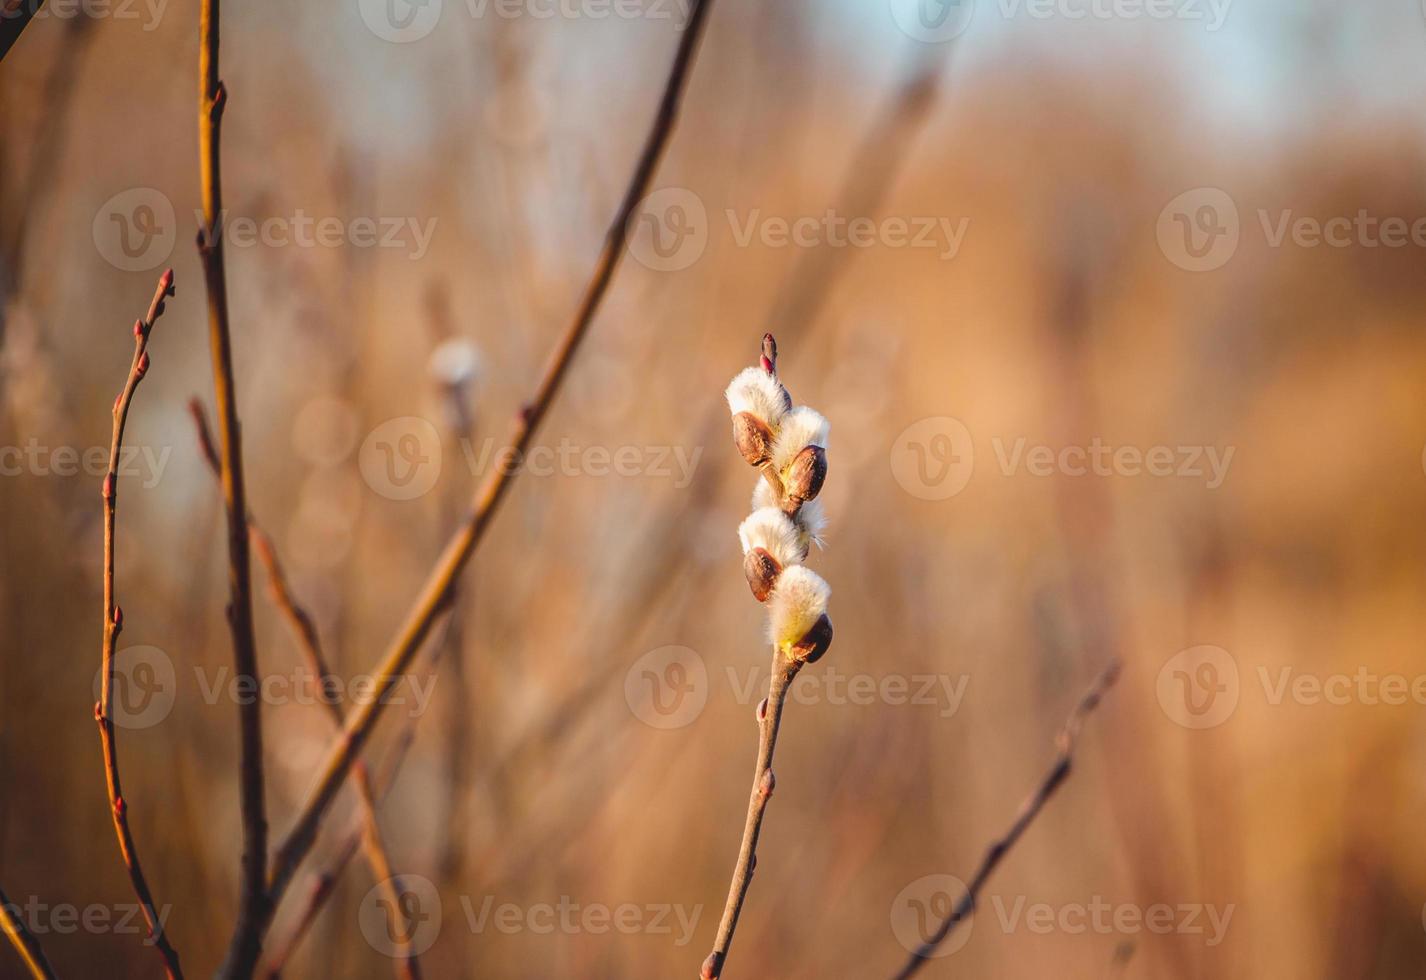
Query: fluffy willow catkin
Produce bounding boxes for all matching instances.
[724,334,833,663]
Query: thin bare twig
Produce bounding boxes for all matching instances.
[96,270,183,978]
[889,660,1122,980]
[703,651,803,979]
[0,884,56,979]
[0,0,46,64]
[198,2,268,974]
[188,404,420,979]
[261,718,420,979]
[263,0,718,928]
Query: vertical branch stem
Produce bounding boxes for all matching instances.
[703,650,802,979]
[199,2,269,974]
[96,271,183,979]
[261,0,717,926]
[1,885,56,979]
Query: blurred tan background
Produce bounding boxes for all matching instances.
[3,0,1426,976]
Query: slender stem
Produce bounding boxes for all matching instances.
[96,270,183,979]
[199,2,268,974]
[888,660,1122,980]
[262,0,718,927]
[0,0,46,64]
[703,650,802,980]
[261,712,421,978]
[189,404,419,980]
[0,885,56,979]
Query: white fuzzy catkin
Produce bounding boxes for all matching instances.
[766,565,831,648]
[738,508,803,569]
[724,367,789,429]
[770,405,829,475]
[751,481,826,553]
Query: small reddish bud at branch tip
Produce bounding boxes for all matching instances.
[759,768,776,799]
[701,953,719,980]
[113,605,124,628]
[760,333,777,374]
[159,268,175,294]
[114,796,127,818]
[132,318,144,338]
[102,474,115,499]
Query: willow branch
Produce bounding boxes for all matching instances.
[0,885,56,979]
[95,270,183,978]
[199,2,268,974]
[261,723,418,979]
[0,0,46,65]
[189,404,420,980]
[262,0,717,924]
[702,651,803,979]
[889,660,1122,980]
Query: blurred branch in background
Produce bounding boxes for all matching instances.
[0,883,54,980]
[190,402,421,979]
[890,660,1121,980]
[262,0,719,936]
[96,270,182,979]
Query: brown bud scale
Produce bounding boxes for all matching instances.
[743,547,781,602]
[732,412,774,467]
[790,613,834,664]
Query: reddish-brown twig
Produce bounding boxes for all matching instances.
[96,269,183,978]
[188,403,420,979]
[703,651,804,980]
[198,2,269,975]
[262,0,718,929]
[889,660,1122,979]
[0,884,56,979]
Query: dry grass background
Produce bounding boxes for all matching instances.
[3,0,1426,976]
